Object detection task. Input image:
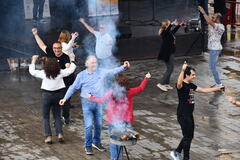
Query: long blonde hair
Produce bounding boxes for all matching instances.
[158,20,170,35]
[58,30,71,43]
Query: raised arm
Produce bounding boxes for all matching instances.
[129,72,151,95]
[198,6,215,28]
[177,62,188,89]
[79,18,95,34]
[106,61,130,76]
[32,28,47,53]
[62,32,79,53]
[171,24,181,35]
[29,55,44,79]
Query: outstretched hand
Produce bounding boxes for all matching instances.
[198,6,205,14]
[145,72,151,79]
[32,28,38,35]
[123,61,130,68]
[71,32,79,39]
[87,93,92,98]
[59,98,67,106]
[171,19,178,25]
[31,55,39,64]
[227,96,236,104]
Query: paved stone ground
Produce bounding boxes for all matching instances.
[1,51,240,160]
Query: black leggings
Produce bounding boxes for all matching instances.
[176,115,195,159]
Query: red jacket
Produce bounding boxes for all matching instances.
[90,78,148,124]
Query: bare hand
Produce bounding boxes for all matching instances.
[31,55,39,63]
[171,19,178,25]
[123,61,130,68]
[79,18,85,23]
[32,28,38,35]
[198,6,205,13]
[59,99,67,106]
[87,93,92,98]
[227,96,236,104]
[219,85,225,92]
[71,32,79,39]
[145,72,151,79]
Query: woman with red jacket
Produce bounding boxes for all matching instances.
[87,72,151,160]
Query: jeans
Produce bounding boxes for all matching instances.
[81,98,103,147]
[42,90,63,137]
[108,122,132,160]
[209,50,222,85]
[160,55,174,85]
[33,0,45,19]
[176,115,194,159]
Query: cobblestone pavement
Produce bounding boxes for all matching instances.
[1,53,240,160]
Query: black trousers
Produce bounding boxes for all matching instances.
[176,115,195,159]
[160,54,174,85]
[33,0,45,19]
[62,87,71,122]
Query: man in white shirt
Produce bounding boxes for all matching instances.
[79,18,114,67]
[198,6,225,87]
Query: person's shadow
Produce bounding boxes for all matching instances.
[209,91,223,108]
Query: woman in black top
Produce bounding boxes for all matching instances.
[157,19,181,92]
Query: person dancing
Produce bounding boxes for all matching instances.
[79,18,116,68]
[170,62,224,160]
[59,56,130,155]
[157,19,183,92]
[29,55,76,144]
[58,30,79,56]
[87,72,151,160]
[198,6,225,87]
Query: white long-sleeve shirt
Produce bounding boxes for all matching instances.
[29,63,76,91]
[61,39,74,56]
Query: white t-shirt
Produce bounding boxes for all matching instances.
[61,39,74,56]
[29,63,76,91]
[94,31,113,59]
[208,23,225,50]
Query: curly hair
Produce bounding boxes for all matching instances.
[43,57,61,79]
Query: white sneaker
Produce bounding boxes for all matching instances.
[170,151,180,160]
[157,83,168,91]
[165,84,173,90]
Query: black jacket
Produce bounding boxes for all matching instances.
[158,24,180,62]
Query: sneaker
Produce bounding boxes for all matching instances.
[85,146,94,155]
[92,143,106,152]
[32,18,37,23]
[39,18,46,23]
[165,84,173,90]
[44,136,52,144]
[170,150,181,160]
[210,84,223,88]
[157,83,168,91]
